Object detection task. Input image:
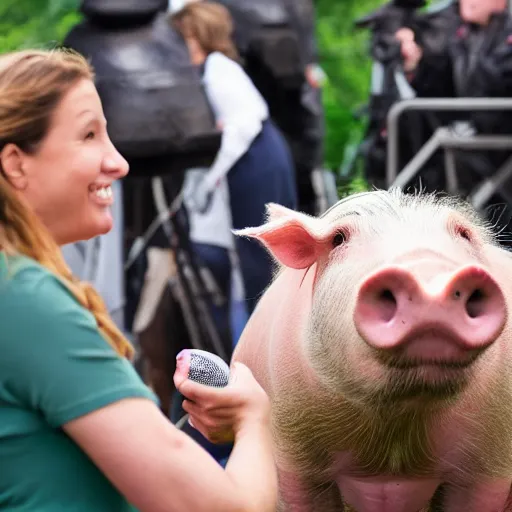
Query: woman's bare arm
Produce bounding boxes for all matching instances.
[64,366,277,512]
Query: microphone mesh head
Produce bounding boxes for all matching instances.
[188,350,230,388]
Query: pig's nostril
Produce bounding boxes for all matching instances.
[379,289,396,304]
[465,289,486,319]
[376,289,397,322]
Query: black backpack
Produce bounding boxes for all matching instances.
[214,0,304,90]
[64,1,221,176]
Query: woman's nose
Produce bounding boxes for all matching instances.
[102,148,129,178]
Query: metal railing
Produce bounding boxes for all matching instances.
[386,98,512,210]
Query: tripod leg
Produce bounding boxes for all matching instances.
[171,214,230,362]
[151,176,230,362]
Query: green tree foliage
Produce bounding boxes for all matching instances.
[316,0,381,176]
[0,0,81,53]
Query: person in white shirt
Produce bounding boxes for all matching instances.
[170,1,298,316]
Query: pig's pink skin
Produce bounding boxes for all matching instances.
[233,263,321,400]
[233,197,512,511]
[333,474,511,512]
[333,473,440,512]
[275,467,316,512]
[234,264,327,510]
[440,478,512,512]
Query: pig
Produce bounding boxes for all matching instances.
[232,189,512,512]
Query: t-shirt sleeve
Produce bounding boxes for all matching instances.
[0,263,159,428]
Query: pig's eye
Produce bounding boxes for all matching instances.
[455,224,472,243]
[332,230,347,248]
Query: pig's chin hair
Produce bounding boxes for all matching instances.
[360,350,481,406]
[280,320,512,482]
[323,352,467,414]
[272,378,439,480]
[365,367,468,406]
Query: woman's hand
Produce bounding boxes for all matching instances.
[189,175,215,215]
[395,28,423,73]
[174,352,271,444]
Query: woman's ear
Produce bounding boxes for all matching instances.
[0,143,28,190]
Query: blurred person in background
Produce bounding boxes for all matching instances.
[275,0,327,215]
[391,0,512,243]
[170,1,298,317]
[0,48,277,512]
[394,0,512,193]
[396,0,511,103]
[181,166,236,357]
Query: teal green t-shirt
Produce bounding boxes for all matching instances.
[0,255,158,511]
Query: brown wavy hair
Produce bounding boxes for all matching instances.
[170,1,240,62]
[0,49,134,359]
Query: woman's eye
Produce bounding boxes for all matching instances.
[85,131,95,140]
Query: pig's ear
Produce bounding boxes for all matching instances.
[234,211,322,269]
[265,203,296,222]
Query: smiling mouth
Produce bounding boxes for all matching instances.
[89,185,113,201]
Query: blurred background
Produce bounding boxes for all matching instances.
[0,0,398,195]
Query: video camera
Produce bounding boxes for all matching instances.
[350,0,429,189]
[354,0,427,63]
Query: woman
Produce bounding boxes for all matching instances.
[171,1,298,316]
[0,49,277,512]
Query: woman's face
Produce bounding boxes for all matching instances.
[17,79,129,245]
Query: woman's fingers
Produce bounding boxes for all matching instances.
[174,359,269,438]
[184,406,236,445]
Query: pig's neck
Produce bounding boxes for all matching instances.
[273,386,440,479]
[273,370,512,483]
[337,400,435,473]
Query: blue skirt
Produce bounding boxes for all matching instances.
[227,119,298,314]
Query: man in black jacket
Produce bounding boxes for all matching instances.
[392,0,512,240]
[394,0,512,191]
[399,0,511,113]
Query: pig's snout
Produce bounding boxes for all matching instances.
[354,265,507,356]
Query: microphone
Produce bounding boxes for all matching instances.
[187,349,231,388]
